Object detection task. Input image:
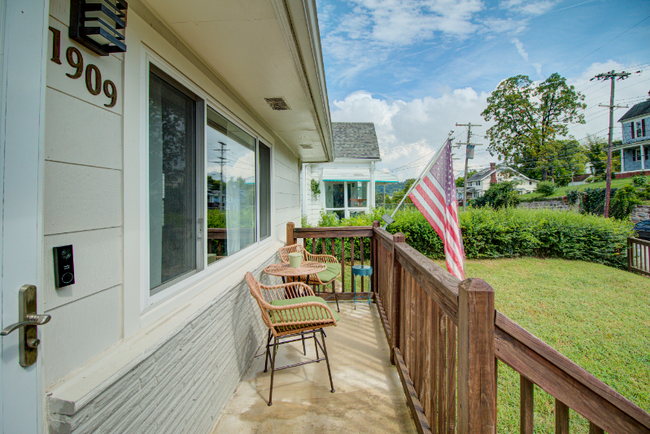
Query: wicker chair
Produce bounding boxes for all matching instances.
[246,272,338,406]
[278,244,342,312]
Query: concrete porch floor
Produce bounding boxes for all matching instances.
[212,301,417,433]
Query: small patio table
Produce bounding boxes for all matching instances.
[263,261,327,285]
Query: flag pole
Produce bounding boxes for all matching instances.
[383,134,454,229]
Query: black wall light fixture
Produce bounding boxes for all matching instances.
[70,0,128,56]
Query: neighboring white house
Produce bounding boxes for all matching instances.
[301,123,398,225]
[616,98,650,178]
[459,163,539,202]
[1,1,333,433]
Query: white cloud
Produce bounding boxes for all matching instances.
[331,89,492,180]
[480,17,528,35]
[329,61,650,180]
[500,0,557,16]
[510,37,528,61]
[322,0,486,83]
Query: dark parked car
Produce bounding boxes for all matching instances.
[634,220,650,240]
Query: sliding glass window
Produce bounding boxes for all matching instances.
[148,64,272,296]
[149,67,202,293]
[206,107,258,265]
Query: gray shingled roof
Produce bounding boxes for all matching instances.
[467,168,493,182]
[332,122,380,159]
[618,99,650,122]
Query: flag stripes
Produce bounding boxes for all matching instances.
[408,140,465,279]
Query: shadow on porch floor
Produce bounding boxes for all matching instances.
[212,302,417,433]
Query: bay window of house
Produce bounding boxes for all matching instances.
[149,65,271,296]
[324,180,368,219]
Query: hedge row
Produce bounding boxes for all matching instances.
[312,207,634,269]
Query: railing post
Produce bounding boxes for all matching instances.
[627,237,632,272]
[390,232,405,365]
[372,220,380,297]
[458,278,496,434]
[286,222,295,246]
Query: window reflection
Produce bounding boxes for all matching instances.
[348,181,368,208]
[325,182,344,208]
[206,108,256,264]
[149,70,197,292]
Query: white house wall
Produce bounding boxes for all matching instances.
[43,1,303,432]
[303,164,324,225]
[42,4,126,388]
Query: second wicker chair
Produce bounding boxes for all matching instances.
[278,243,341,312]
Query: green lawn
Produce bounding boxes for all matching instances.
[520,175,649,200]
[463,258,650,433]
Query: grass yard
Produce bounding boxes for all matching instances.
[519,175,649,200]
[464,258,650,433]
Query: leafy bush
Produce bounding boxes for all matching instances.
[537,181,556,196]
[310,207,633,270]
[566,189,579,205]
[610,184,642,220]
[581,187,617,215]
[632,175,648,188]
[388,208,633,269]
[317,210,340,227]
[472,181,521,209]
[310,179,321,198]
[207,209,225,228]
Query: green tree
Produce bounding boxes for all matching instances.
[547,139,587,186]
[472,181,521,209]
[585,135,621,175]
[392,178,416,205]
[455,170,478,188]
[481,73,586,180]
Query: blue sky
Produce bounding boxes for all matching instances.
[316,0,650,180]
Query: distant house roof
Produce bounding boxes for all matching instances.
[467,168,492,182]
[618,99,650,122]
[466,166,538,183]
[332,122,381,160]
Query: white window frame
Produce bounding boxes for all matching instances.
[322,180,369,219]
[140,50,274,312]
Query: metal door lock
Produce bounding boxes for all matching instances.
[0,285,50,367]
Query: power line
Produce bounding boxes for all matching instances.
[590,70,636,217]
[559,15,650,75]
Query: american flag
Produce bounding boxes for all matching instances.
[408,140,465,279]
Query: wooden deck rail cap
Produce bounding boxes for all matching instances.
[393,232,406,243]
[373,220,380,228]
[458,278,495,294]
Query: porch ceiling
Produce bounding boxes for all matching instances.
[142,0,333,163]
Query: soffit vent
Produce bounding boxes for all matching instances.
[264,97,291,111]
[299,144,313,149]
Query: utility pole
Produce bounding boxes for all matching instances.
[590,70,632,218]
[455,122,482,211]
[216,141,229,210]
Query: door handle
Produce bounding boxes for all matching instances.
[0,285,50,367]
[1,313,51,336]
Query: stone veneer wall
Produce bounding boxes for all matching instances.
[631,205,650,224]
[519,199,577,212]
[48,255,278,434]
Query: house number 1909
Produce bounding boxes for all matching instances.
[48,26,117,108]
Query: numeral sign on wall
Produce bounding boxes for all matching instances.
[49,26,118,108]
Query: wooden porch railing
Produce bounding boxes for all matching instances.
[287,222,374,298]
[287,222,650,433]
[628,237,650,277]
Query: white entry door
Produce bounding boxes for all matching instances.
[0,1,49,433]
